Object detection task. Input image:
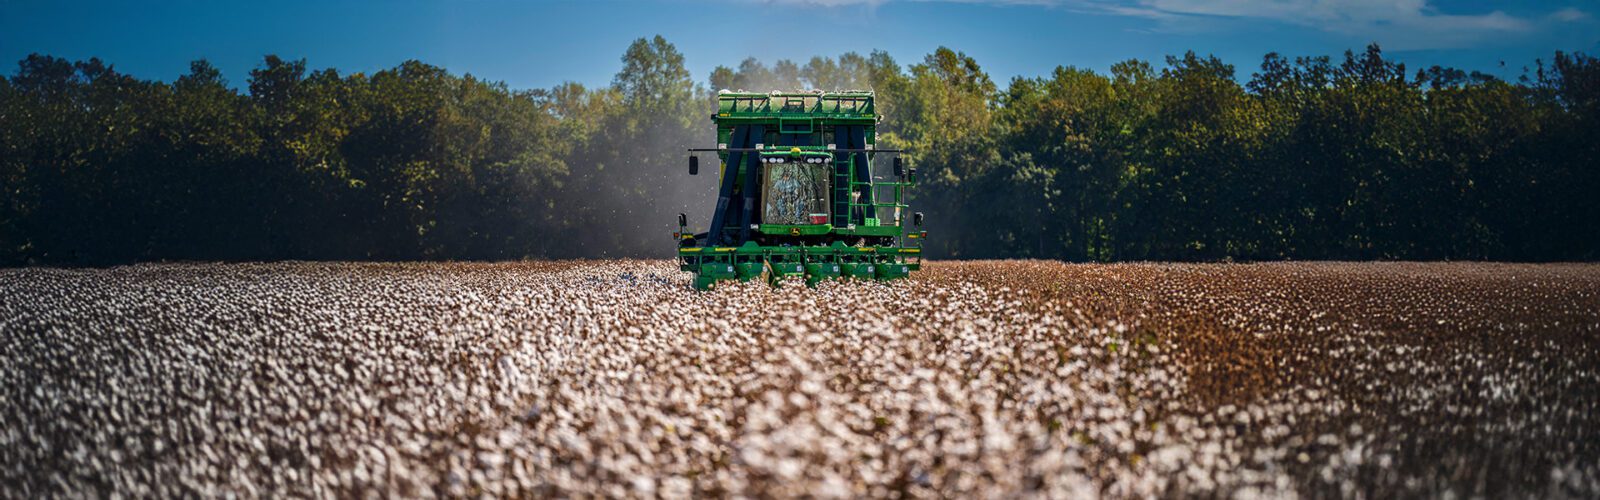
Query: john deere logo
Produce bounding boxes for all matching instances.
[790,227,801,236]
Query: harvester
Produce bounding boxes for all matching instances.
[676,90,926,290]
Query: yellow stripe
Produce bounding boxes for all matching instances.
[715,247,736,252]
[901,248,921,254]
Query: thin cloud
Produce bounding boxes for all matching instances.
[1136,1,1528,33]
[1551,7,1589,22]
[743,0,1579,50]
[1120,0,1572,49]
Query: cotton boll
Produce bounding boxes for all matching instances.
[0,261,1595,497]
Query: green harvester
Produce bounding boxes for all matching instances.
[677,90,926,290]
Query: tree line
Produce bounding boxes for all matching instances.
[1,37,1595,265]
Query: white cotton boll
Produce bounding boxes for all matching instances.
[3,260,1593,498]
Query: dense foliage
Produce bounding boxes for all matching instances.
[2,38,1595,265]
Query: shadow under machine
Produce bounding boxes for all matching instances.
[676,90,927,290]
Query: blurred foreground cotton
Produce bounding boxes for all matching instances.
[1,261,1596,497]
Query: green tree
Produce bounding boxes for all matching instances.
[3,44,1597,265]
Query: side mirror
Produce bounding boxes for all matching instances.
[678,213,688,228]
[913,212,924,227]
[893,157,904,178]
[689,156,699,175]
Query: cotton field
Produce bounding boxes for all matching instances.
[2,261,1597,498]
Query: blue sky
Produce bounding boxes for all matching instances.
[2,0,1595,90]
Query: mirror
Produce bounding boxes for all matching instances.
[678,213,688,228]
[689,156,699,175]
[893,157,904,178]
[913,212,924,227]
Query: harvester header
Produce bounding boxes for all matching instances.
[676,90,926,289]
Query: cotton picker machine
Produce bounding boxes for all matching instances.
[676,90,926,290]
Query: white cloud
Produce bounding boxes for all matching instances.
[744,0,1575,49]
[1120,0,1562,49]
[1135,0,1529,33]
[1550,7,1589,22]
